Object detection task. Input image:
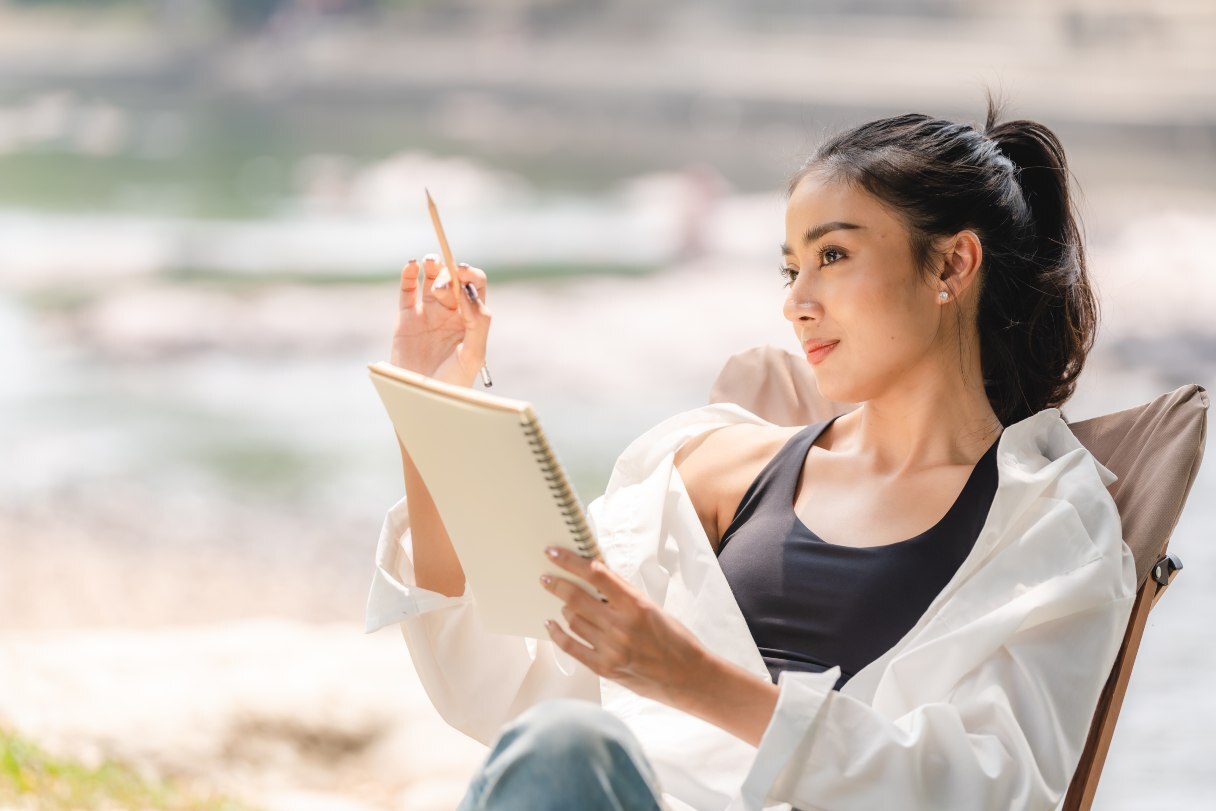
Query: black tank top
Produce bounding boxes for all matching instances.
[716,414,1000,691]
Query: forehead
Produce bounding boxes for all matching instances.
[785,173,900,238]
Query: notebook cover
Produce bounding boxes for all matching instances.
[368,361,603,639]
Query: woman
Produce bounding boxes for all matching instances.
[366,96,1137,810]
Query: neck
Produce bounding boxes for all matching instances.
[830,361,1003,477]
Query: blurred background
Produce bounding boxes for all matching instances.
[0,0,1212,809]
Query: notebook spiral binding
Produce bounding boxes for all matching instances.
[520,415,601,560]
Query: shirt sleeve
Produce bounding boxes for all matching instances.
[364,490,602,746]
[736,552,1137,811]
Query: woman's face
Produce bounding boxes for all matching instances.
[782,171,951,405]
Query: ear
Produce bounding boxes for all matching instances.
[938,229,983,299]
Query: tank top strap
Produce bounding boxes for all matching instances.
[718,414,841,551]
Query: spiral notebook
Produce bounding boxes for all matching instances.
[368,361,605,639]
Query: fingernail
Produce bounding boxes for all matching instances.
[539,574,552,586]
[457,262,469,269]
[434,279,449,290]
[407,258,417,265]
[545,547,560,559]
[424,253,439,263]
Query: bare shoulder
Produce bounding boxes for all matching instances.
[674,422,801,552]
[674,422,786,473]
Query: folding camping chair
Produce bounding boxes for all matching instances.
[707,345,1209,811]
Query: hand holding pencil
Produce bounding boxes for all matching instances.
[426,189,492,388]
[388,190,494,389]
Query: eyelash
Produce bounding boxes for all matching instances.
[779,246,845,286]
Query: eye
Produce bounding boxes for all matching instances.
[819,246,845,265]
[780,246,846,287]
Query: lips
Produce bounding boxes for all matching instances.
[805,339,839,365]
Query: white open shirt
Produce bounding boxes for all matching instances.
[365,402,1137,811]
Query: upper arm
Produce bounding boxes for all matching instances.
[674,428,726,550]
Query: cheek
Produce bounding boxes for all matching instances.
[842,284,935,371]
[869,279,932,342]
[844,279,907,342]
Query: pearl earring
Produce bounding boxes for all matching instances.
[939,291,949,301]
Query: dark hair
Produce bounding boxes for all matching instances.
[786,91,1098,427]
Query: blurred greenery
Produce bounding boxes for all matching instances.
[163,262,661,286]
[0,96,359,218]
[188,437,326,497]
[11,0,136,7]
[0,727,260,811]
[0,92,655,218]
[9,0,510,32]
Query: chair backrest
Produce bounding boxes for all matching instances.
[707,344,1209,811]
[1067,389,1207,584]
[1060,386,1206,809]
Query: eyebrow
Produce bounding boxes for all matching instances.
[780,221,865,256]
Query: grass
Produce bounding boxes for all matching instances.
[0,728,260,810]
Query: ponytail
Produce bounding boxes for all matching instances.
[980,96,1098,425]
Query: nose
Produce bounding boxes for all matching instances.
[783,290,822,324]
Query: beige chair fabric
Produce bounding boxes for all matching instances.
[708,345,858,428]
[1068,389,1208,584]
[707,345,1209,587]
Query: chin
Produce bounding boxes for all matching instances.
[810,373,845,404]
[810,370,867,407]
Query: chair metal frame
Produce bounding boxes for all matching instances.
[1062,550,1184,809]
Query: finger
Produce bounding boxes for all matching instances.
[431,267,457,309]
[435,258,466,320]
[584,558,637,605]
[543,573,611,621]
[420,253,442,302]
[455,293,492,368]
[545,619,601,670]
[453,262,488,305]
[399,259,419,311]
[541,576,630,657]
[561,604,613,647]
[547,548,630,606]
[544,574,621,643]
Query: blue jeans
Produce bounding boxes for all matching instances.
[456,698,666,811]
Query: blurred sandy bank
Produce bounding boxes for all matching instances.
[0,621,488,811]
